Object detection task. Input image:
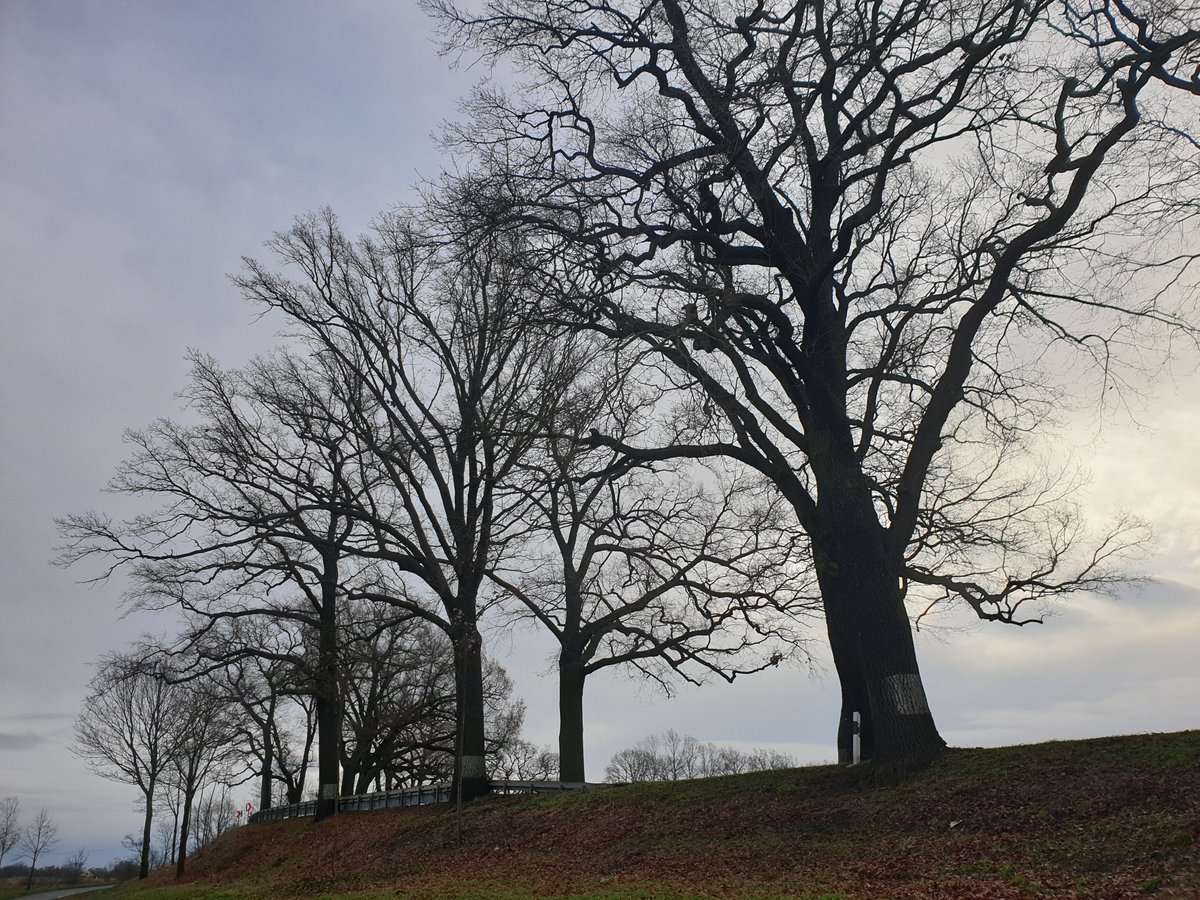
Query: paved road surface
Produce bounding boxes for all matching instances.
[19,886,113,899]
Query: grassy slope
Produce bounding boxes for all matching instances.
[113,731,1199,899]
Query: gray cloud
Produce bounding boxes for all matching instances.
[0,732,44,752]
[5,711,73,724]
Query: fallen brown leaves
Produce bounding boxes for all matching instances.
[163,731,1200,898]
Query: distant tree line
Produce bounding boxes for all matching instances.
[604,730,797,783]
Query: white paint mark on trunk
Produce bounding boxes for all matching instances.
[882,673,930,716]
[461,755,487,778]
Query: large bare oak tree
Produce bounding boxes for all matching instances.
[429,0,1200,769]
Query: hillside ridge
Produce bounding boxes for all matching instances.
[131,730,1200,899]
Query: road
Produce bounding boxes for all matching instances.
[19,886,113,900]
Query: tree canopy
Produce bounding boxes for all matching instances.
[428,0,1200,767]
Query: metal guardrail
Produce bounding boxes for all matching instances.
[248,780,602,824]
[491,779,595,795]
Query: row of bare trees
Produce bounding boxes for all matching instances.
[61,2,1200,846]
[604,730,796,783]
[72,611,534,879]
[72,656,238,879]
[60,206,804,849]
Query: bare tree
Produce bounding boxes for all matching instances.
[337,602,451,794]
[236,208,575,799]
[604,729,795,782]
[343,635,533,791]
[190,784,238,851]
[59,349,380,820]
[603,739,660,784]
[491,738,559,781]
[266,690,318,805]
[59,285,551,807]
[155,776,182,867]
[73,655,177,878]
[0,796,18,868]
[20,807,59,891]
[120,831,161,875]
[495,356,811,781]
[63,848,89,884]
[430,0,1200,770]
[161,615,317,810]
[169,681,239,877]
[211,629,316,810]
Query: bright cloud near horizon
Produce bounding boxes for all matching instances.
[1,1,1197,869]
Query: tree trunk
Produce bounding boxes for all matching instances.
[858,584,944,773]
[452,615,489,801]
[290,714,314,804]
[315,676,340,819]
[558,652,586,783]
[824,599,873,765]
[25,851,40,891]
[175,787,195,878]
[167,801,178,866]
[814,482,944,774]
[259,716,273,811]
[314,560,341,822]
[356,769,374,796]
[139,778,155,878]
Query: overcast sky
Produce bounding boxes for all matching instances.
[1,1,1197,869]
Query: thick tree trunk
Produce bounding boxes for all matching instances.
[314,560,341,822]
[315,678,340,819]
[259,714,273,811]
[815,483,944,774]
[451,615,489,801]
[858,586,944,772]
[824,600,873,765]
[558,652,586,783]
[355,768,375,796]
